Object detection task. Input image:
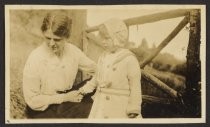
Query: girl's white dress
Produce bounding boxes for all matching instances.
[81,49,142,118]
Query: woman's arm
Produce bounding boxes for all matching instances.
[23,54,82,111]
[76,47,96,75]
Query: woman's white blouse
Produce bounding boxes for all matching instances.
[23,43,96,111]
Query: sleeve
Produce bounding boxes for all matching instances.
[23,54,66,111]
[79,53,104,94]
[79,76,97,94]
[126,56,142,115]
[76,47,96,75]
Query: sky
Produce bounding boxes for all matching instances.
[87,9,189,61]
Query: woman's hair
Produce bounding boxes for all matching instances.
[41,12,72,38]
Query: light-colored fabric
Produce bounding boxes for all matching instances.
[81,49,142,118]
[102,18,128,47]
[23,42,96,111]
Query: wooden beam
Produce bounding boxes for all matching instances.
[186,9,201,92]
[142,95,171,104]
[86,25,100,33]
[184,9,201,117]
[142,70,178,98]
[86,9,192,33]
[124,9,191,26]
[140,16,189,68]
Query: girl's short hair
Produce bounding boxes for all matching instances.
[41,12,72,38]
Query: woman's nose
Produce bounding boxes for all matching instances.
[49,39,55,46]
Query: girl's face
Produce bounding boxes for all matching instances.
[43,29,66,56]
[99,26,118,52]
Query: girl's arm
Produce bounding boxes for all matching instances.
[126,56,142,117]
[78,76,97,95]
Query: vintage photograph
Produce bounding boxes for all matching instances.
[5,5,206,123]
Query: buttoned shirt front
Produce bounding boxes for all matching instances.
[81,49,142,118]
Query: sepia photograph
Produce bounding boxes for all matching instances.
[5,5,206,123]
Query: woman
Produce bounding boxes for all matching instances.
[23,12,96,118]
[79,18,142,118]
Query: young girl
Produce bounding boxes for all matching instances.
[79,18,142,118]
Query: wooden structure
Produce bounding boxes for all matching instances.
[82,9,201,117]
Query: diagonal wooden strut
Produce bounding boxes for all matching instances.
[141,70,178,98]
[140,16,189,68]
[138,16,189,98]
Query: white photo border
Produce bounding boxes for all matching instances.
[5,4,206,124]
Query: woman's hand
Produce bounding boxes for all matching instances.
[63,90,84,102]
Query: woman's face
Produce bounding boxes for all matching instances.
[43,29,66,55]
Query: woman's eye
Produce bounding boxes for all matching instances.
[45,37,61,42]
[46,37,51,40]
[53,39,61,42]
